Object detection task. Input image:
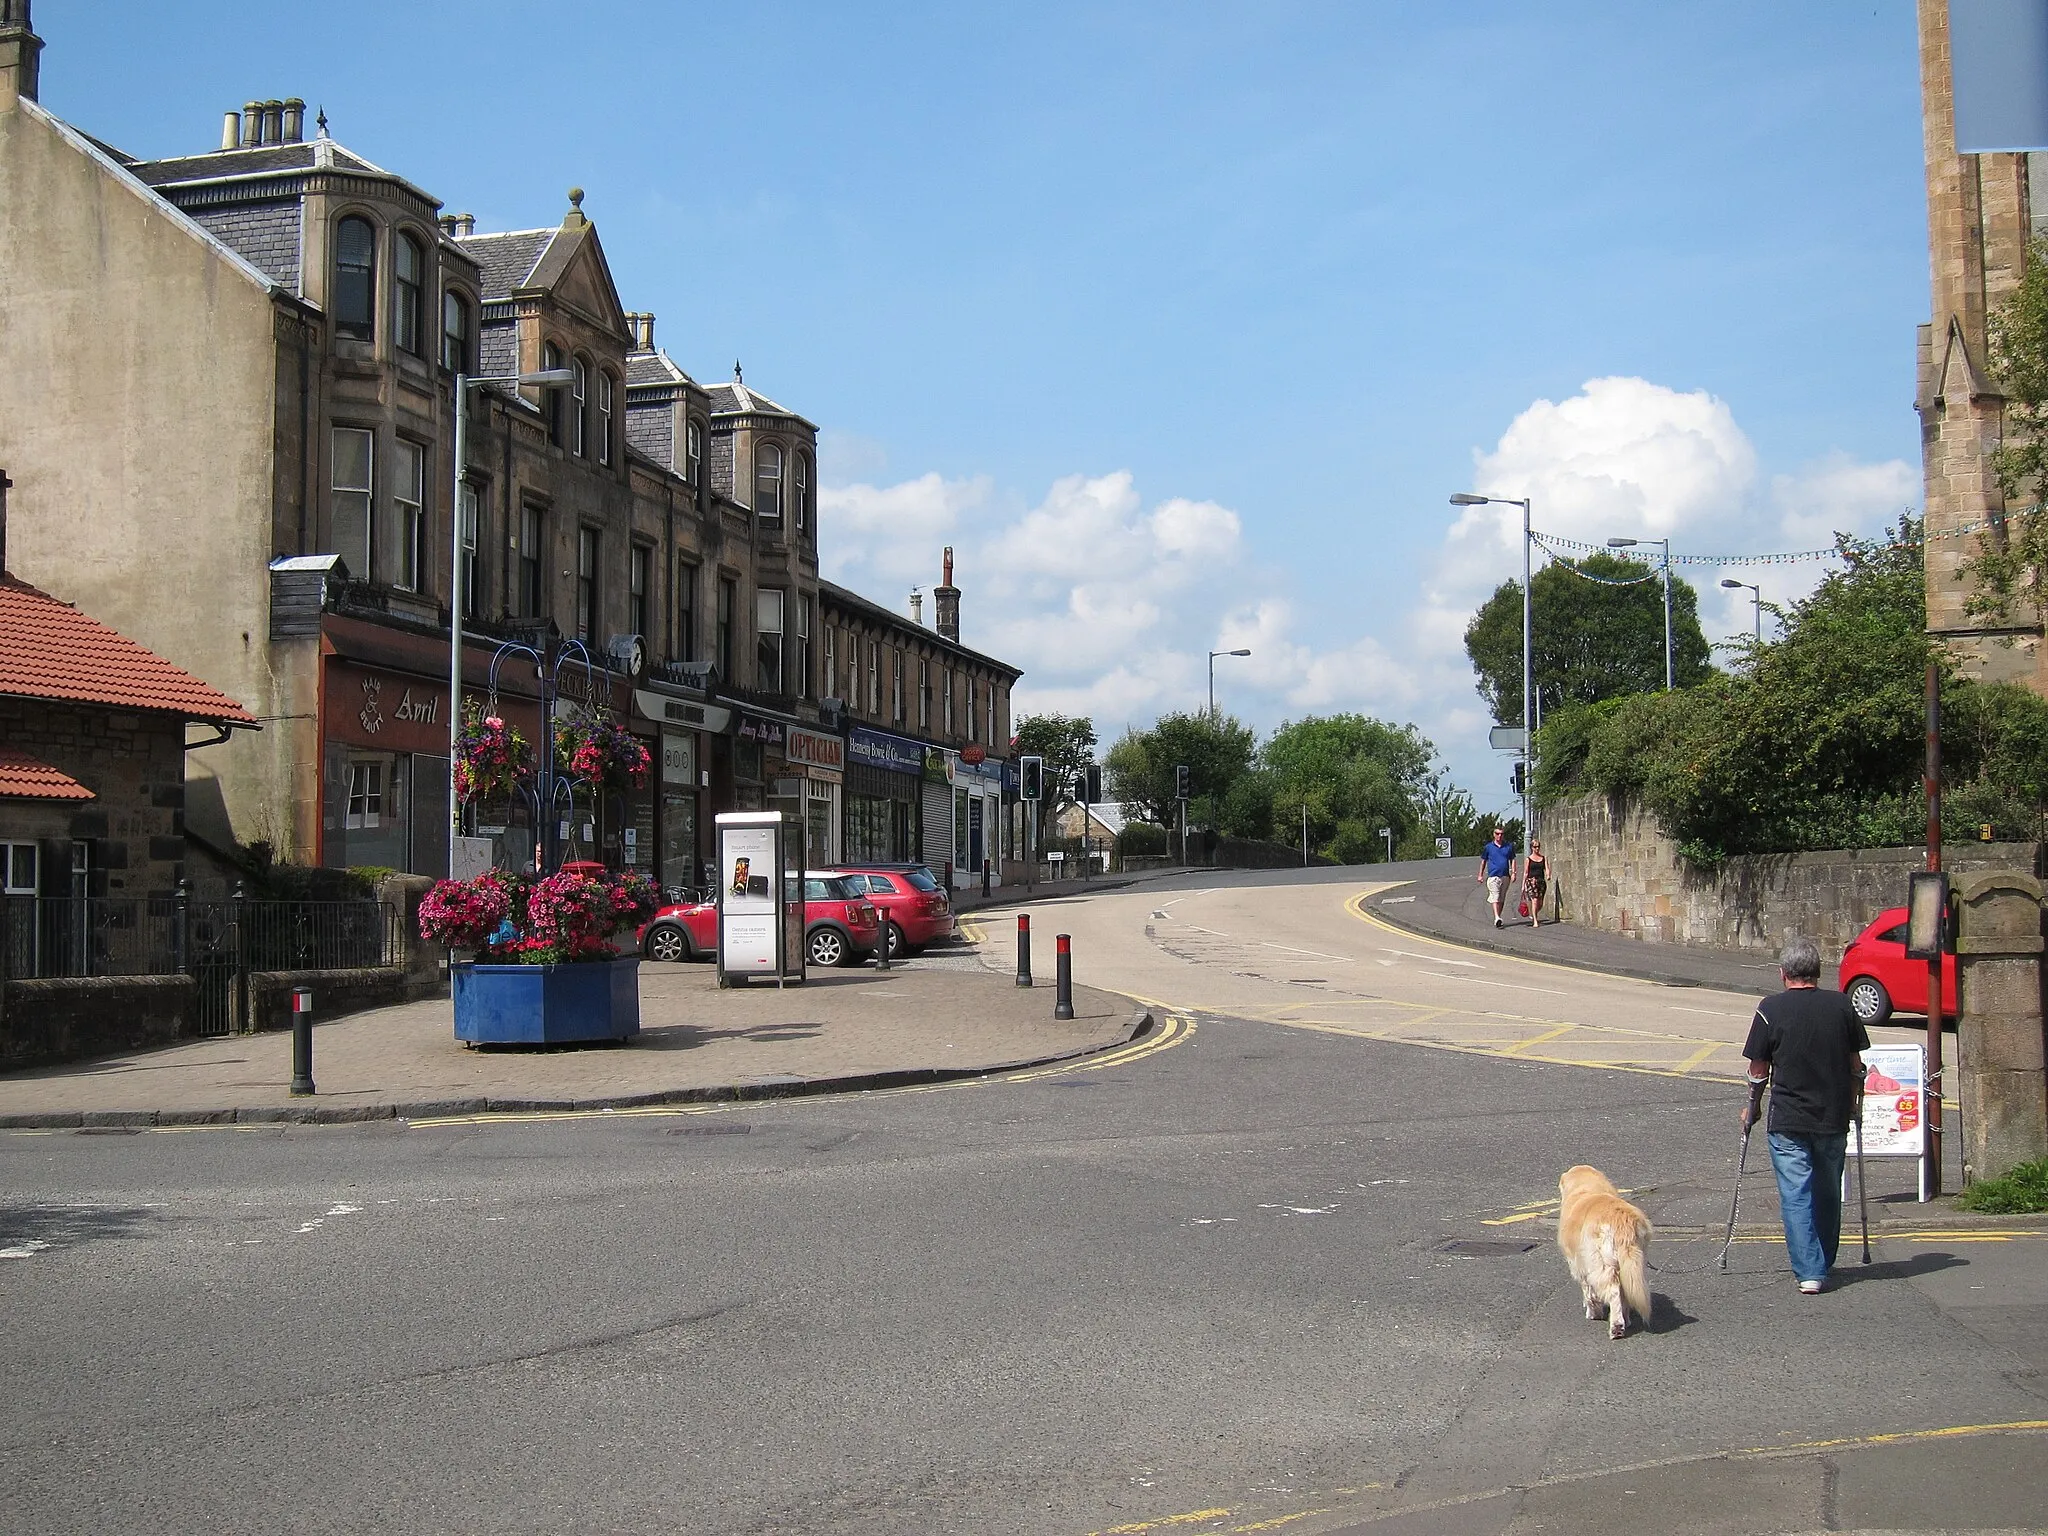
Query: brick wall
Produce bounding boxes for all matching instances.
[1545,792,2039,961]
[0,695,188,895]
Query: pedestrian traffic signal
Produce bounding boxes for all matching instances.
[1020,755,1044,801]
[1174,763,1191,800]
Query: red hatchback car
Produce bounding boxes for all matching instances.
[818,864,954,958]
[637,876,881,968]
[1837,906,1957,1027]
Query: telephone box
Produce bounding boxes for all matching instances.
[714,810,806,986]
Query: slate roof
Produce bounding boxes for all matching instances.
[0,575,259,725]
[817,580,1024,680]
[0,745,94,803]
[627,350,696,389]
[187,200,302,288]
[131,141,381,187]
[456,229,556,299]
[705,379,811,425]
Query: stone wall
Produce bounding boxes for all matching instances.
[0,694,189,898]
[1544,792,2039,961]
[0,975,194,1070]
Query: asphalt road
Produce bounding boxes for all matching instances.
[2,865,2042,1535]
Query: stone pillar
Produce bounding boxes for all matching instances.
[1954,870,2048,1181]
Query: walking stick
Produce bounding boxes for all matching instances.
[1720,1076,1767,1274]
[1855,1091,1872,1265]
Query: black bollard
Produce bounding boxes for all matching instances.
[1054,933,1074,1020]
[289,986,316,1096]
[982,858,991,899]
[1016,914,1032,987]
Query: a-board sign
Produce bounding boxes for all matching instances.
[1858,1044,1925,1158]
[1435,836,1453,858]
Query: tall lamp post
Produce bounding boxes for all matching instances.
[1208,647,1251,716]
[1451,492,1533,840]
[449,365,577,875]
[1606,535,1672,690]
[1720,576,1762,642]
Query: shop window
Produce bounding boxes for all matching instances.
[346,761,385,829]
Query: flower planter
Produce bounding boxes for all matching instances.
[452,957,641,1045]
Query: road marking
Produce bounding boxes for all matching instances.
[1420,971,1568,995]
[1675,1041,1726,1072]
[1261,942,1351,961]
[1384,948,1479,968]
[1502,1024,1576,1055]
[1349,888,1692,989]
[1092,1507,1233,1533]
[1669,1005,1742,1017]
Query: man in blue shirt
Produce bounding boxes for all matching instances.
[1477,826,1518,929]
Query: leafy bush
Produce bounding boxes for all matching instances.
[1116,823,1168,857]
[1956,1156,2048,1214]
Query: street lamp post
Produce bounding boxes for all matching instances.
[1720,577,1762,642]
[1606,536,1673,690]
[1451,492,1533,841]
[449,366,577,876]
[1208,647,1251,716]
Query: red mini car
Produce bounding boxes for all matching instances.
[637,876,880,969]
[817,863,954,958]
[1837,906,1957,1027]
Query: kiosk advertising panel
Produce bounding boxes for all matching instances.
[714,811,806,984]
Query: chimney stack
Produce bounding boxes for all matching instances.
[909,588,924,626]
[624,312,655,351]
[0,0,43,106]
[0,466,12,576]
[934,548,960,643]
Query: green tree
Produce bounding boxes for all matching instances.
[1013,712,1098,844]
[1464,552,1713,725]
[1259,714,1435,863]
[1104,711,1256,834]
[1981,235,2048,622]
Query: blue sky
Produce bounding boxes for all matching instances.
[45,2,1929,805]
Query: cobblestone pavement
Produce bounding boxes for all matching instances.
[0,941,1135,1123]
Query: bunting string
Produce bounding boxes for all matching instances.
[1525,505,2030,572]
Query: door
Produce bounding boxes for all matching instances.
[968,795,984,872]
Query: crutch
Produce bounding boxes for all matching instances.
[1719,1076,1767,1273]
[1854,1089,1872,1265]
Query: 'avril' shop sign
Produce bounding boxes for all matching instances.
[326,661,451,753]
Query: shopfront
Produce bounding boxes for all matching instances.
[929,748,1007,889]
[631,688,729,894]
[321,658,455,877]
[845,725,925,864]
[784,725,844,869]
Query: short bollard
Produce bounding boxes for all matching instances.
[1016,914,1033,987]
[1054,934,1074,1020]
[875,908,892,973]
[982,858,992,899]
[289,986,316,1097]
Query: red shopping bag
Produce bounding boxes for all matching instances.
[1517,897,1530,918]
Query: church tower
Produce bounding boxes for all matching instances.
[1916,0,2045,687]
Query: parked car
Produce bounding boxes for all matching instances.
[1837,906,1957,1027]
[636,875,880,969]
[817,863,954,958]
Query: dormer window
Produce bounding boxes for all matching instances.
[755,442,783,522]
[334,216,376,340]
[442,291,472,372]
[686,419,704,488]
[394,232,425,356]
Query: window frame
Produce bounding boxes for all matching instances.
[597,371,615,466]
[394,438,426,592]
[542,343,567,447]
[756,587,785,694]
[675,559,698,662]
[824,626,837,699]
[754,441,784,522]
[459,480,481,616]
[891,648,904,725]
[442,289,472,372]
[686,418,704,491]
[867,638,880,716]
[717,576,737,680]
[943,669,954,736]
[796,595,813,700]
[576,526,600,644]
[919,657,931,729]
[330,425,374,578]
[571,357,589,458]
[334,215,377,341]
[794,450,812,532]
[628,542,650,640]
[394,231,425,357]
[518,503,546,617]
[345,759,386,830]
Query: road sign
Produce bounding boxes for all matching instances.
[1489,726,1527,751]
[1434,836,1453,858]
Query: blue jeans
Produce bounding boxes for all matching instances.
[1768,1131,1848,1283]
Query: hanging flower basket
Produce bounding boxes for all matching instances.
[554,709,652,790]
[454,701,536,804]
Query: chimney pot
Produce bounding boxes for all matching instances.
[282,98,304,142]
[457,213,475,237]
[221,110,241,150]
[243,101,262,145]
[0,466,11,576]
[261,99,283,144]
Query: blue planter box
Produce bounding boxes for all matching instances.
[452,957,641,1045]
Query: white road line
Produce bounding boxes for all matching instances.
[1261,942,1352,961]
[1386,949,1480,968]
[1669,1005,1745,1017]
[1421,972,1568,995]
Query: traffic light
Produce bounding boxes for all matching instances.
[1084,764,1103,803]
[1174,763,1191,800]
[1511,761,1527,795]
[1020,754,1044,801]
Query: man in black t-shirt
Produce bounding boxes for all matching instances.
[1741,936,1869,1294]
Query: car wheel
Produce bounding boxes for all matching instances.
[1846,976,1893,1027]
[644,923,690,964]
[885,922,909,959]
[807,927,848,969]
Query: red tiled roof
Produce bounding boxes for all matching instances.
[0,574,258,725]
[0,744,95,802]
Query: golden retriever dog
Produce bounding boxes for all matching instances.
[1557,1165,1653,1339]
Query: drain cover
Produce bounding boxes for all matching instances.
[667,1123,752,1136]
[1436,1238,1538,1257]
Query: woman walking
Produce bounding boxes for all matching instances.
[1524,839,1549,927]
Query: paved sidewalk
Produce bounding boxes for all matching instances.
[1367,873,1801,995]
[0,952,1141,1127]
